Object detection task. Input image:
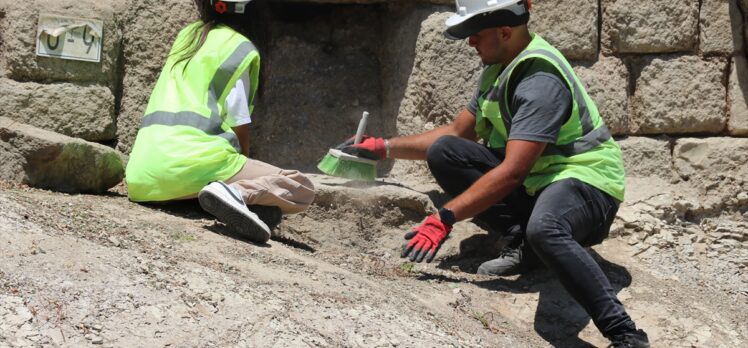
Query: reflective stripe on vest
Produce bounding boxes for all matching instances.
[138,41,257,153]
[484,48,610,157]
[139,111,241,151]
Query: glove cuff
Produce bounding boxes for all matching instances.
[425,214,452,234]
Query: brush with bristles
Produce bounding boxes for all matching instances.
[317,111,377,181]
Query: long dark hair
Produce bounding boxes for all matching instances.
[170,0,270,96]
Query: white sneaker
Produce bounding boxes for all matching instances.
[198,181,270,243]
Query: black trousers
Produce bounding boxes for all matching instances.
[426,135,636,337]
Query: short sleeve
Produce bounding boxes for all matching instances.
[467,84,481,115]
[507,72,572,143]
[224,72,252,127]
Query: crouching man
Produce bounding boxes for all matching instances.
[338,1,649,346]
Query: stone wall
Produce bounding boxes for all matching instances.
[0,0,746,197]
[387,0,748,189]
[0,0,125,143]
[115,0,198,154]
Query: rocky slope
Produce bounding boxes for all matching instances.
[1,175,746,347]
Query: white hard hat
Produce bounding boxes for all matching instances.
[445,0,531,40]
[210,0,254,14]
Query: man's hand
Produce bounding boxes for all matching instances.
[336,135,386,160]
[401,215,452,263]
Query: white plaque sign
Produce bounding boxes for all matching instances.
[36,14,103,63]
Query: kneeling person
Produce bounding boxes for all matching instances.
[125,0,315,243]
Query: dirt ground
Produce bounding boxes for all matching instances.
[1,176,746,347]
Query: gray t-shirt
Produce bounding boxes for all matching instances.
[467,58,572,144]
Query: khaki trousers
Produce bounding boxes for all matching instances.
[225,159,315,214]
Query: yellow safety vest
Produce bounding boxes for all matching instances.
[475,34,625,201]
[126,22,260,202]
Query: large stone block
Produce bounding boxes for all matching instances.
[387,10,481,184]
[0,117,124,194]
[729,56,748,136]
[529,0,598,60]
[573,56,630,135]
[379,4,444,183]
[0,78,116,141]
[700,0,745,55]
[602,0,699,54]
[0,0,126,86]
[674,137,748,181]
[392,11,480,136]
[632,55,727,134]
[116,0,198,154]
[249,5,385,172]
[617,136,672,178]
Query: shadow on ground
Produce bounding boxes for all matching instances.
[461,250,633,348]
[142,199,317,252]
[141,199,207,220]
[431,229,632,348]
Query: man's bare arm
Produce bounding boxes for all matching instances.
[389,108,478,160]
[442,139,546,221]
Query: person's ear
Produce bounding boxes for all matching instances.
[498,26,512,41]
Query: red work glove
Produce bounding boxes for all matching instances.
[401,215,453,263]
[336,135,386,160]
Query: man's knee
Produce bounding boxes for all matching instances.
[426,135,465,171]
[525,213,564,249]
[285,170,315,191]
[277,169,316,207]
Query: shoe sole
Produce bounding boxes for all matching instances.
[198,188,270,244]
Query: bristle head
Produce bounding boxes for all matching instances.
[317,152,376,181]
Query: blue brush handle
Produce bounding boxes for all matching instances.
[354,111,369,145]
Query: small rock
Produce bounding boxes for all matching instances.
[737,192,748,204]
[92,324,103,332]
[628,236,640,246]
[108,236,121,247]
[609,223,624,236]
[632,244,651,256]
[642,224,654,235]
[673,200,693,216]
[210,293,223,304]
[683,244,695,256]
[14,307,33,326]
[91,336,103,345]
[146,306,163,322]
[652,209,665,219]
[662,230,676,243]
